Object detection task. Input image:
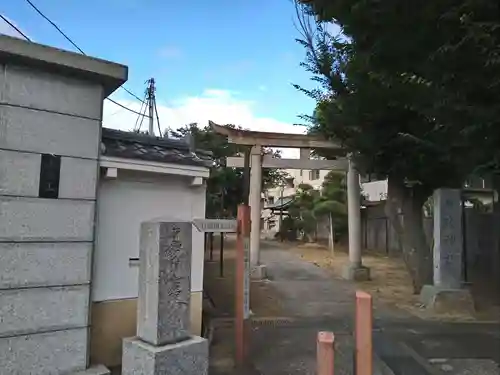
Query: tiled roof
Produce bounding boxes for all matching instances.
[265,196,295,210]
[101,128,212,167]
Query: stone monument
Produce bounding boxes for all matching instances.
[122,221,208,375]
[420,189,474,313]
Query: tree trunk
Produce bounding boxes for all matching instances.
[385,178,433,294]
[328,213,335,255]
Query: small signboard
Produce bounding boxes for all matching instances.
[243,237,250,319]
[192,219,238,233]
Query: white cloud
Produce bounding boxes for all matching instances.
[0,17,29,40]
[158,46,182,59]
[103,89,305,158]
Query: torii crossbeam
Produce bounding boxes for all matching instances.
[209,120,370,281]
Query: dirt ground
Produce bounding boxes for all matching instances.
[203,235,284,319]
[288,241,500,322]
[204,236,288,374]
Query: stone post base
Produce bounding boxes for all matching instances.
[420,285,475,314]
[251,264,267,280]
[71,365,110,375]
[122,336,208,375]
[342,264,371,281]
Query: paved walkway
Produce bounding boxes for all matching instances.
[252,243,353,374]
[210,240,500,375]
[252,242,400,374]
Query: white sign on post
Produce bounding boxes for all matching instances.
[243,237,250,319]
[192,219,238,233]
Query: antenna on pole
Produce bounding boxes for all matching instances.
[146,78,155,136]
[144,77,165,137]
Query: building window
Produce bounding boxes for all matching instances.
[299,169,303,177]
[286,177,295,188]
[309,169,320,180]
[269,220,276,229]
[39,154,61,199]
[268,196,275,204]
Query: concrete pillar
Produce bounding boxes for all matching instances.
[342,157,370,281]
[249,146,266,279]
[355,291,373,375]
[347,158,362,266]
[317,332,335,375]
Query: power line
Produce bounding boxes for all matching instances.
[0,14,32,41]
[25,0,84,53]
[121,86,146,104]
[137,102,147,132]
[108,106,126,117]
[23,0,147,106]
[134,96,146,131]
[107,97,148,117]
[134,90,150,132]
[2,16,147,120]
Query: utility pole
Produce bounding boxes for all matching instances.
[134,78,163,136]
[146,78,155,136]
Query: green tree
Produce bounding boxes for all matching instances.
[289,183,319,242]
[313,171,347,253]
[294,0,500,292]
[288,174,348,247]
[170,123,287,217]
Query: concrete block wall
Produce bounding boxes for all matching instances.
[0,64,101,374]
[0,36,127,375]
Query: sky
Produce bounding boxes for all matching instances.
[1,0,331,157]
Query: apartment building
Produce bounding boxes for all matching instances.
[261,168,388,237]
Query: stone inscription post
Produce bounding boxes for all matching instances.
[433,189,463,289]
[420,189,474,313]
[122,220,208,375]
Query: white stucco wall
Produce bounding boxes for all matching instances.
[92,170,206,302]
[362,180,388,201]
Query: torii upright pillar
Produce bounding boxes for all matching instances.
[342,156,370,281]
[249,145,266,279]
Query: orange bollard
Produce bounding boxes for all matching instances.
[317,331,335,375]
[355,291,373,375]
[235,204,251,366]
